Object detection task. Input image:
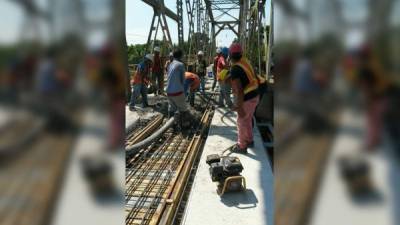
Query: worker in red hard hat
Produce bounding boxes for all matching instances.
[152,46,164,95]
[229,42,259,153]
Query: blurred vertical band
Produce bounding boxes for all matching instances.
[0,0,126,225]
[274,0,400,225]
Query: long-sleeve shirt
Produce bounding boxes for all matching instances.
[166,59,185,95]
[152,54,162,73]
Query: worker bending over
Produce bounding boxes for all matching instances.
[229,43,259,152]
[152,47,163,95]
[166,48,189,117]
[129,54,153,110]
[194,51,207,94]
[184,70,200,106]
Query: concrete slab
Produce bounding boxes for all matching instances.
[53,108,124,225]
[310,108,400,225]
[125,106,139,131]
[182,107,274,225]
[0,107,12,130]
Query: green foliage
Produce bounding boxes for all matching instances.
[126,43,147,64]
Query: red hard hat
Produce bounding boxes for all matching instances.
[229,43,242,55]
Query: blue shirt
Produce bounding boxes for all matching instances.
[166,59,185,94]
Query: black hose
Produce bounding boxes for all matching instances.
[126,116,175,157]
[221,109,234,125]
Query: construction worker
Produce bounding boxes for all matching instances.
[152,46,163,95]
[129,54,153,110]
[194,50,207,94]
[166,48,189,117]
[212,48,222,91]
[184,70,200,106]
[164,52,173,75]
[217,47,232,107]
[229,43,259,153]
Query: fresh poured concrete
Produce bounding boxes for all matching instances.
[182,107,274,225]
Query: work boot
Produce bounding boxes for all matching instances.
[247,141,254,148]
[230,144,247,154]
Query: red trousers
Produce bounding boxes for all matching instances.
[237,96,259,148]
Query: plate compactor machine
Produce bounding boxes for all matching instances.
[206,154,246,195]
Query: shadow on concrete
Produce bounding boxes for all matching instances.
[387,141,400,224]
[349,188,385,206]
[220,189,259,209]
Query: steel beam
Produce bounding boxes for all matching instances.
[142,0,179,21]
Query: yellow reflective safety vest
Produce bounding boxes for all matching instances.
[232,57,259,94]
[219,69,230,81]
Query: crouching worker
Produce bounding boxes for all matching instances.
[229,43,260,153]
[129,54,153,111]
[184,71,200,107]
[166,48,191,125]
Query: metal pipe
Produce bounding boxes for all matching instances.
[126,116,175,157]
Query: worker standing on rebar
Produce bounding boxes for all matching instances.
[212,48,222,91]
[129,54,153,111]
[229,43,259,152]
[184,69,200,107]
[166,48,189,117]
[152,47,163,95]
[194,51,207,94]
[217,47,232,108]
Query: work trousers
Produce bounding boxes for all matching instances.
[218,81,233,108]
[129,84,148,108]
[199,76,206,94]
[152,72,164,94]
[212,71,217,91]
[237,96,259,149]
[167,93,188,116]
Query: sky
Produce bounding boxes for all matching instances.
[126,0,272,47]
[1,0,399,47]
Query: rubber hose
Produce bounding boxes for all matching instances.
[126,116,175,157]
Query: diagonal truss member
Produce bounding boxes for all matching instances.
[141,0,184,50]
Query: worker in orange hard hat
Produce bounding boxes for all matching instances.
[229,42,260,153]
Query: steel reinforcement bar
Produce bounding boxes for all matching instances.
[126,96,215,225]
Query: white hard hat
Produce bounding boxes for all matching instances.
[145,54,153,62]
[197,50,204,55]
[169,52,173,57]
[154,46,161,52]
[216,48,221,54]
